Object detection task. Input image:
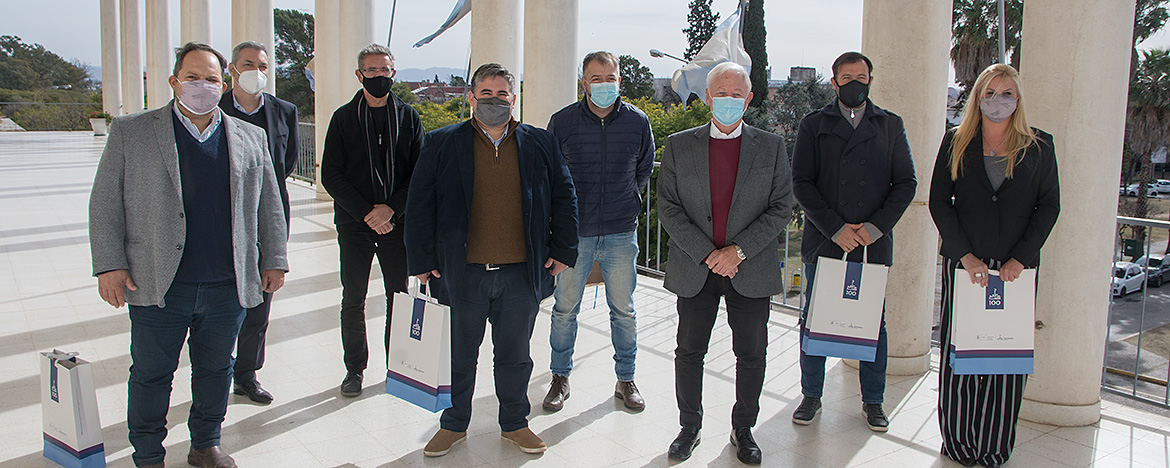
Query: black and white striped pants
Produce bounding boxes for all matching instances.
[938,257,1028,466]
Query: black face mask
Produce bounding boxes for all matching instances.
[362,75,393,98]
[836,79,869,108]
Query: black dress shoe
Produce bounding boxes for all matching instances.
[340,371,363,397]
[667,426,701,461]
[863,403,889,432]
[730,427,761,465]
[792,396,821,425]
[233,380,274,404]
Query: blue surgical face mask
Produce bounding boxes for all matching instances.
[711,96,746,127]
[589,82,619,108]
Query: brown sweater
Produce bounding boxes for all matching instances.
[466,119,527,264]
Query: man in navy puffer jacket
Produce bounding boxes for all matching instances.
[543,51,655,412]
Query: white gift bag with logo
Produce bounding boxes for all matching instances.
[386,280,452,412]
[950,269,1035,375]
[802,248,889,361]
[40,350,105,468]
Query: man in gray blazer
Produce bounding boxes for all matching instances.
[657,62,793,465]
[89,42,288,468]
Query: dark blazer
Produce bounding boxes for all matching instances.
[791,100,917,266]
[217,91,299,223]
[657,123,793,298]
[404,120,578,305]
[321,91,425,228]
[928,128,1060,267]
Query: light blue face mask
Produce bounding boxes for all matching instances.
[589,82,619,108]
[711,96,746,126]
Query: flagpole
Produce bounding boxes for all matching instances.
[388,0,398,46]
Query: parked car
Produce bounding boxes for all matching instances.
[1112,262,1146,296]
[1123,183,1160,197]
[1135,254,1170,287]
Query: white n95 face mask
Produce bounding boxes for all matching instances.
[236,69,268,95]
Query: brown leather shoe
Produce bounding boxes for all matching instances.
[423,428,466,457]
[501,427,547,454]
[542,375,569,412]
[187,445,237,468]
[615,380,645,410]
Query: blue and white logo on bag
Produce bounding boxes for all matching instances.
[843,262,863,300]
[49,361,59,403]
[410,298,426,340]
[986,275,1004,310]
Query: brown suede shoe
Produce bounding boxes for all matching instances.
[187,445,237,468]
[423,429,466,457]
[542,375,569,412]
[501,427,547,454]
[615,380,645,410]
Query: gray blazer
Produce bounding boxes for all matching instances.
[657,123,793,298]
[89,101,289,308]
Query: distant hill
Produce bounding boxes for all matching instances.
[395,67,465,83]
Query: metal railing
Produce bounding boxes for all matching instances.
[1103,215,1170,409]
[636,161,805,313]
[291,122,316,183]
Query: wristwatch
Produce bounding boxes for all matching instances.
[734,245,746,260]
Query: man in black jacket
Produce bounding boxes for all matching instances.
[790,52,916,432]
[217,40,299,405]
[321,44,425,397]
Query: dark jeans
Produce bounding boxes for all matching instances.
[440,263,538,433]
[675,272,769,429]
[126,280,245,467]
[799,261,888,403]
[234,291,270,384]
[337,224,408,373]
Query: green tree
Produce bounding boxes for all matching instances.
[449,75,467,87]
[683,0,720,61]
[950,0,1023,103]
[0,35,91,92]
[1132,0,1170,82]
[742,0,768,108]
[414,96,467,132]
[769,76,836,152]
[392,80,416,104]
[273,8,314,118]
[618,55,655,100]
[1125,48,1170,240]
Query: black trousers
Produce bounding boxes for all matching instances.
[675,272,769,429]
[337,224,408,373]
[939,257,1027,466]
[233,291,271,383]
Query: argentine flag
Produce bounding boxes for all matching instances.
[671,0,753,104]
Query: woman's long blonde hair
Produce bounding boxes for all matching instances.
[949,63,1037,180]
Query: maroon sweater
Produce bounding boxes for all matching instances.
[709,136,742,249]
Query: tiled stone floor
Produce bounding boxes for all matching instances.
[2,131,1169,467]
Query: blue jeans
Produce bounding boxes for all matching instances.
[440,263,539,433]
[126,280,245,467]
[550,232,639,381]
[799,262,887,404]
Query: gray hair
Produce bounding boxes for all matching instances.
[470,63,516,93]
[706,62,750,91]
[231,41,267,64]
[357,44,395,68]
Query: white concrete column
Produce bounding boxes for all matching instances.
[119,0,144,114]
[100,0,122,116]
[231,0,248,51]
[338,0,376,100]
[470,0,523,120]
[859,0,951,375]
[144,0,172,110]
[1017,0,1136,426]
[522,0,578,128]
[313,0,339,200]
[246,0,276,94]
[180,0,212,45]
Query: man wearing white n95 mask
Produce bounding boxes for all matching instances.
[217,41,300,406]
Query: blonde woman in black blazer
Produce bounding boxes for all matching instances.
[928,63,1060,468]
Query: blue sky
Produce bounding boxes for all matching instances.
[6,0,1170,84]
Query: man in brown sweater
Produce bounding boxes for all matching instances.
[405,63,578,457]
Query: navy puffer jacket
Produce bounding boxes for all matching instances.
[547,98,655,237]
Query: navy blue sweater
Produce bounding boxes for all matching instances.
[172,112,235,282]
[547,99,655,237]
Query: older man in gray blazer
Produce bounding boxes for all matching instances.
[658,62,792,465]
[89,42,287,468]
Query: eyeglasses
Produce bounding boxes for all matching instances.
[360,67,395,77]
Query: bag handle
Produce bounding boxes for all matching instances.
[842,244,869,263]
[406,276,436,302]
